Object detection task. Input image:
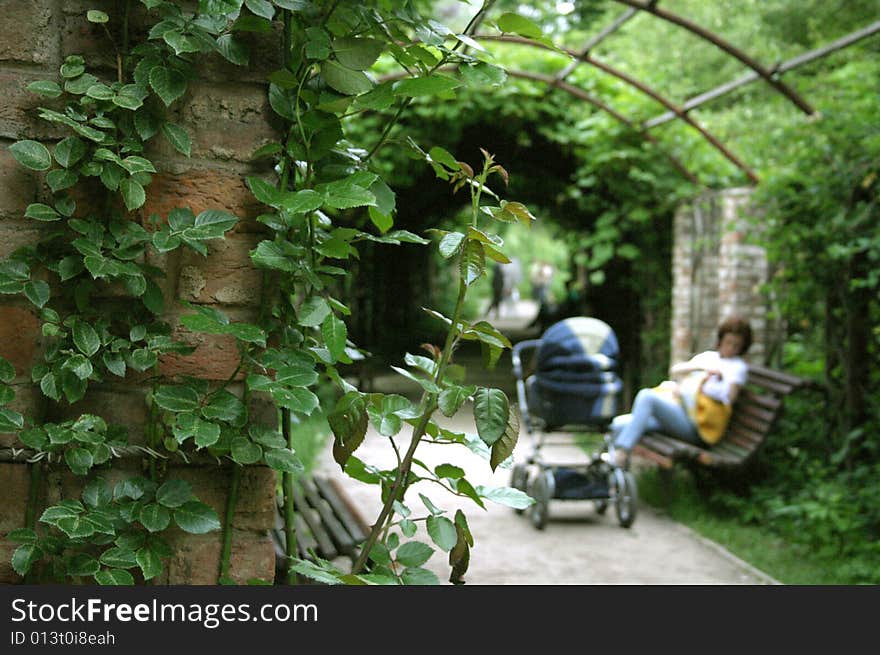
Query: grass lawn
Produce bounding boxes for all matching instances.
[635,468,861,585]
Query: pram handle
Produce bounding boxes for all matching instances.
[511,339,541,435]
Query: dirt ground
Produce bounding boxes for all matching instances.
[314,300,778,584]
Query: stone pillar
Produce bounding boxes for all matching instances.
[671,188,769,366]
[0,1,281,584]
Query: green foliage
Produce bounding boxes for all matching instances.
[10,477,218,584]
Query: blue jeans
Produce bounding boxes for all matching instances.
[611,388,702,451]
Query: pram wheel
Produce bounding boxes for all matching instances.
[594,499,608,515]
[510,463,529,515]
[527,469,554,530]
[610,468,638,528]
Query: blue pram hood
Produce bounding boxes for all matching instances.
[526,317,622,428]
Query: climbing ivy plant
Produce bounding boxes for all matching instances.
[4,0,548,585]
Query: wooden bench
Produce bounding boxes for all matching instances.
[632,364,817,470]
[272,475,370,569]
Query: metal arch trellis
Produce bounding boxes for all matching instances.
[377,68,701,185]
[608,0,817,116]
[474,33,759,184]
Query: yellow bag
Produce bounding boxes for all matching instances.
[694,390,732,445]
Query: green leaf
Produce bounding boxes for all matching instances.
[83,479,112,509]
[251,240,297,271]
[297,296,331,327]
[67,553,100,577]
[321,60,373,95]
[9,140,52,171]
[321,314,347,360]
[87,10,109,23]
[139,503,172,532]
[23,280,50,308]
[393,75,460,98]
[64,447,94,476]
[0,408,23,432]
[156,479,193,508]
[56,514,96,538]
[438,385,475,418]
[27,80,63,98]
[216,33,250,65]
[153,385,200,412]
[475,485,534,509]
[426,515,457,552]
[201,390,246,426]
[25,203,61,222]
[395,541,434,568]
[120,178,146,210]
[473,387,509,446]
[263,447,304,473]
[161,122,191,156]
[332,37,384,70]
[12,544,42,576]
[136,546,163,581]
[281,189,324,214]
[73,320,101,357]
[174,501,221,534]
[400,567,440,585]
[47,169,78,193]
[128,348,157,372]
[100,547,138,569]
[497,12,544,39]
[149,66,187,106]
[231,437,263,464]
[329,393,368,471]
[319,178,376,210]
[54,137,88,168]
[245,0,274,19]
[459,240,485,286]
[101,352,126,377]
[0,357,16,383]
[439,232,465,258]
[95,568,135,585]
[490,407,520,472]
[189,209,238,239]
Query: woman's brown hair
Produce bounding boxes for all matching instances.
[717,316,753,355]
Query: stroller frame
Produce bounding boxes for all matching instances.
[510,331,638,530]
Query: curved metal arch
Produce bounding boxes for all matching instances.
[474,34,758,184]
[504,69,700,184]
[609,0,816,116]
[378,69,700,185]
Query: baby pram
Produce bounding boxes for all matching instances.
[510,316,638,529]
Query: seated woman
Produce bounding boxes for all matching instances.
[610,316,753,468]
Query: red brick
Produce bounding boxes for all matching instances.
[0,221,44,259]
[165,464,277,532]
[0,71,64,141]
[59,387,150,446]
[140,169,266,233]
[178,234,264,306]
[160,530,276,584]
[159,306,259,381]
[0,304,41,377]
[180,82,279,163]
[0,384,44,447]
[0,147,39,220]
[0,0,58,65]
[0,463,31,534]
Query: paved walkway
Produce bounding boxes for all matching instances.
[316,301,778,584]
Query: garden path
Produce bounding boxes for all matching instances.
[314,300,777,584]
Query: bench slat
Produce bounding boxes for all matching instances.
[747,364,812,388]
[301,477,356,554]
[292,484,338,560]
[738,390,782,411]
[729,412,774,435]
[315,476,369,544]
[737,402,776,424]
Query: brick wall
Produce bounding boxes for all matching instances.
[0,1,280,584]
[671,187,771,367]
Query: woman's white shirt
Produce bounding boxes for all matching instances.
[685,350,748,404]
